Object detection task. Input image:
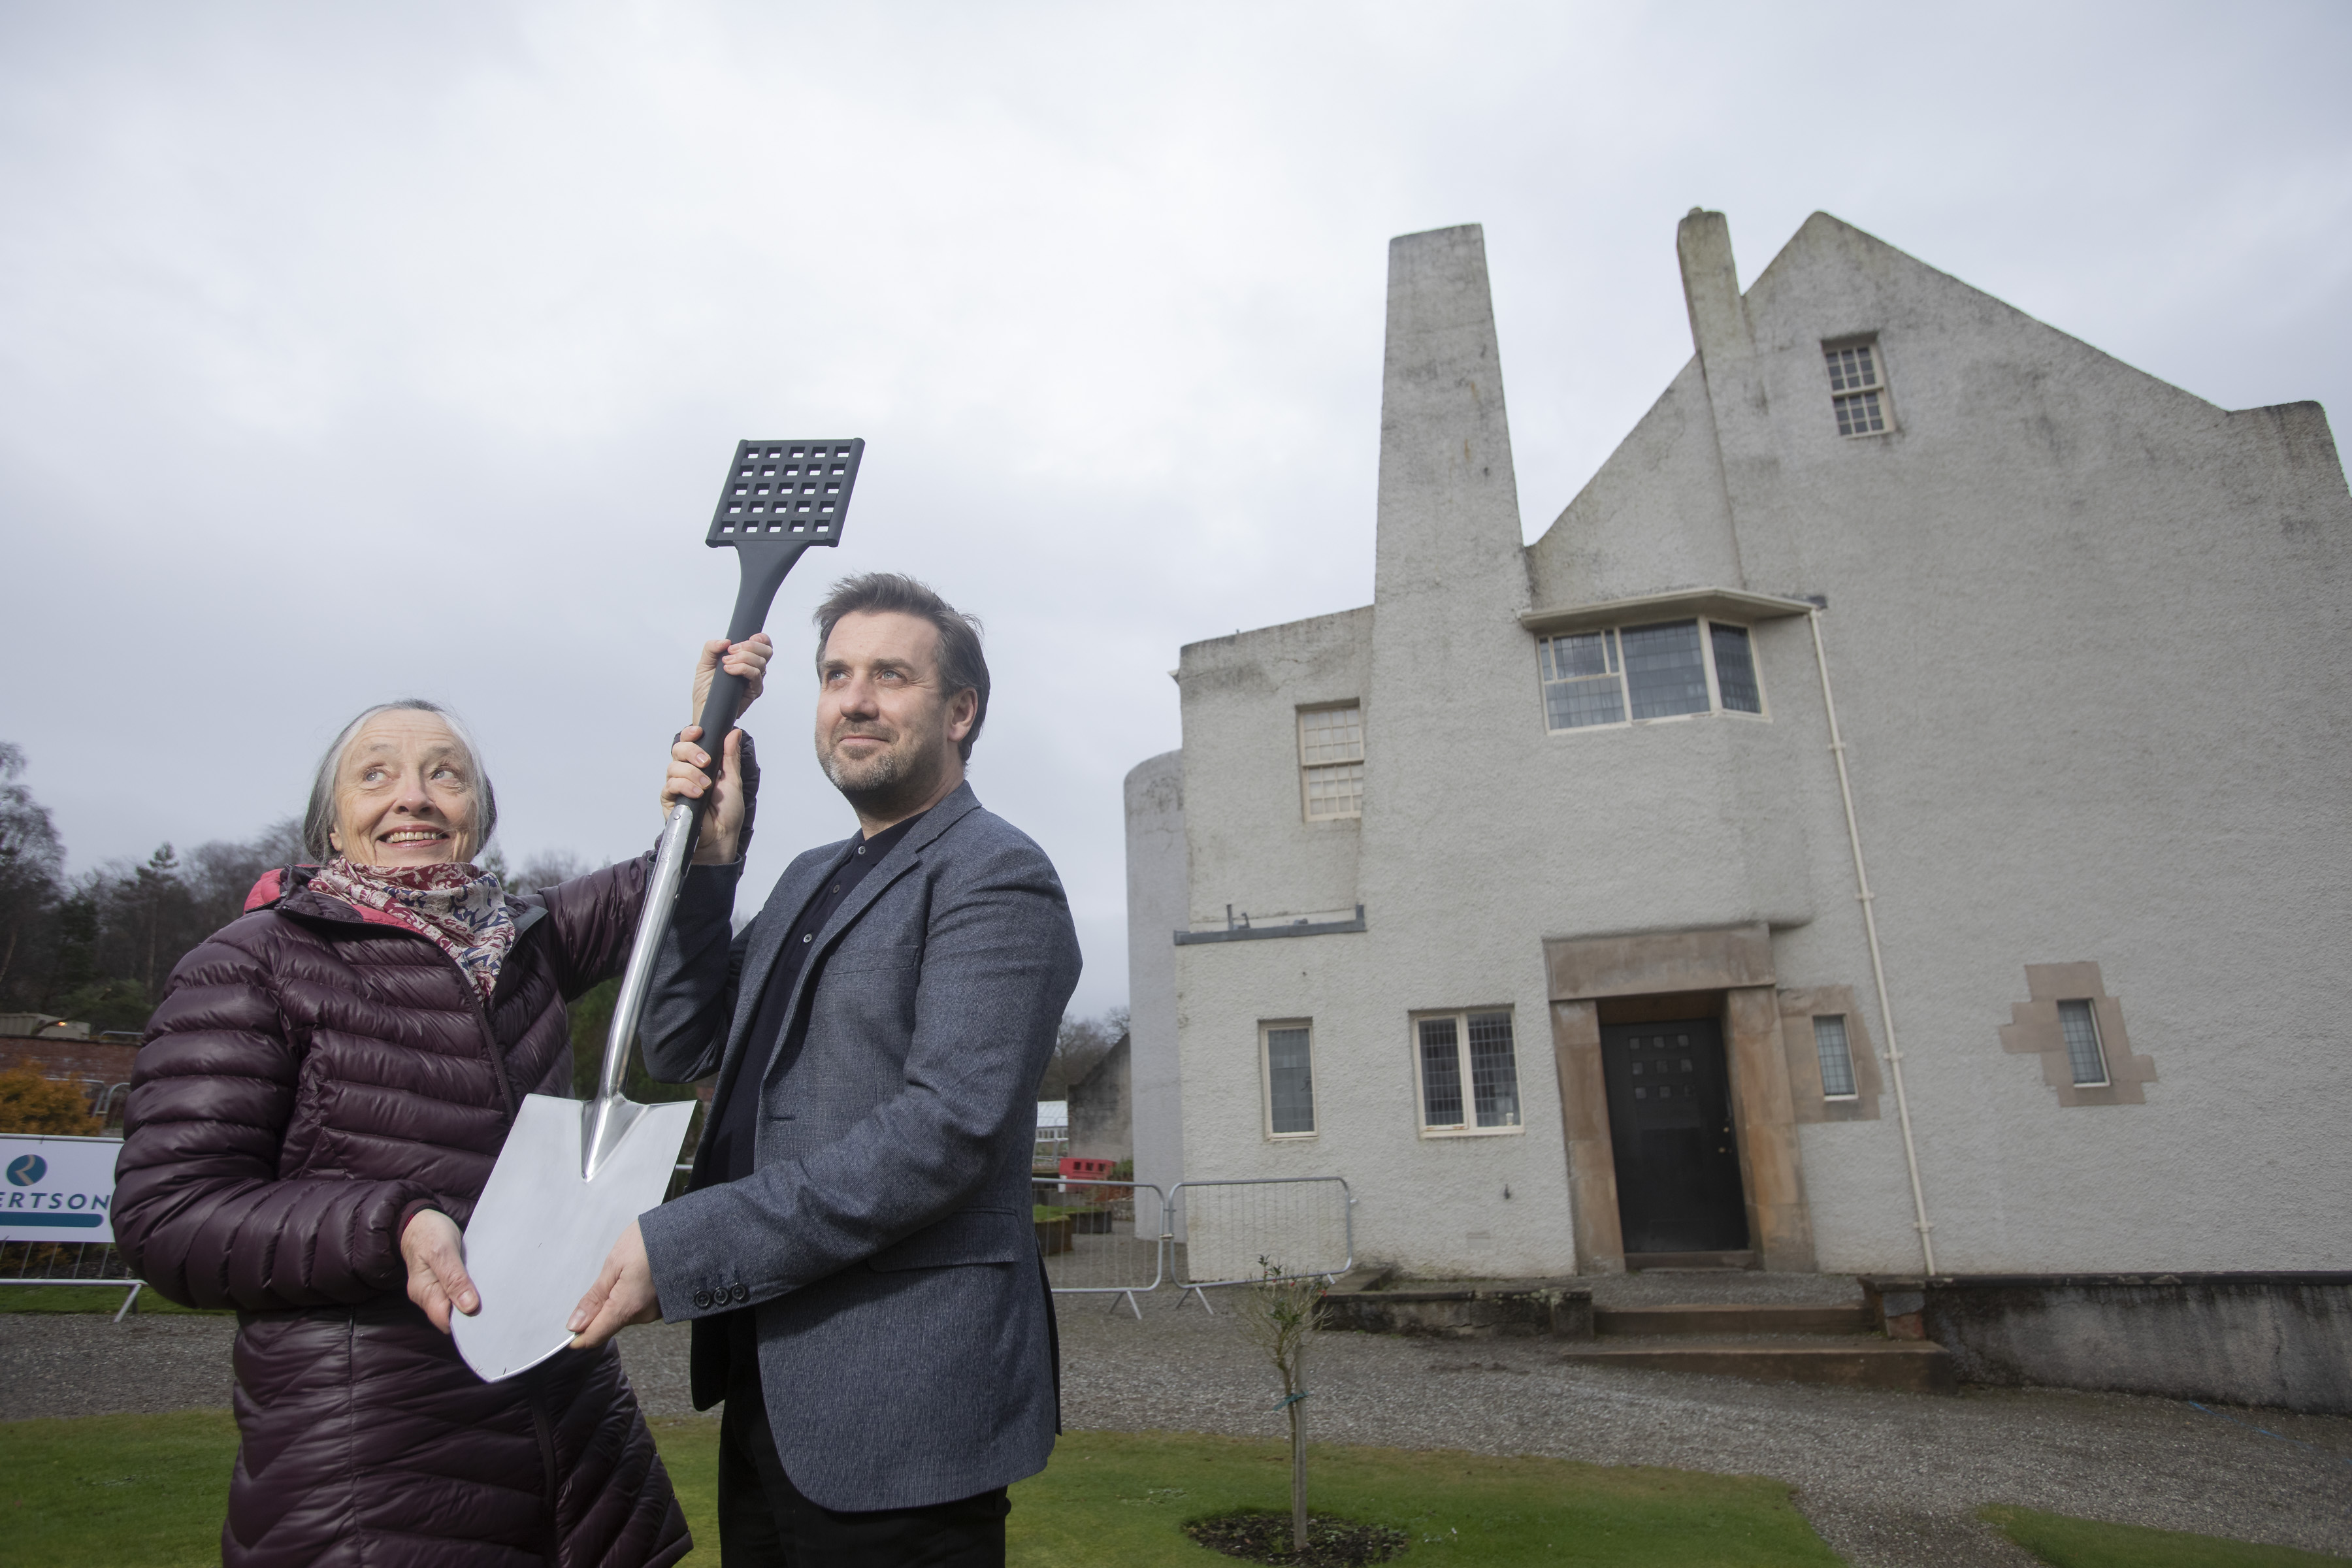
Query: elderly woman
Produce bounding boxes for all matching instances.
[112,636,770,1568]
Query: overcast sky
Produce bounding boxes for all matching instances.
[3,2,2347,1016]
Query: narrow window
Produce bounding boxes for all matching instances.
[1263,1022,1316,1135]
[1417,1017,1463,1128]
[1813,1015,1857,1098]
[1466,1012,1522,1127]
[1620,621,1710,719]
[1298,703,1364,821]
[2058,1000,2108,1086]
[1540,630,1625,728]
[1415,1010,1522,1134]
[1709,623,1762,713]
[1825,342,1890,436]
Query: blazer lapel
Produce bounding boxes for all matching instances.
[755,784,985,1090]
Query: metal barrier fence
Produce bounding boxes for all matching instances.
[1166,1177,1353,1312]
[91,1081,130,1128]
[2,1241,144,1321]
[636,1168,1350,1320]
[1032,1177,1164,1318]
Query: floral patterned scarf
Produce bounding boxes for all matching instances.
[310,857,517,1003]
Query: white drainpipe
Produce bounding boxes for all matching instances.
[1807,608,1938,1275]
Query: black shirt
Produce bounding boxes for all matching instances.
[701,811,924,1187]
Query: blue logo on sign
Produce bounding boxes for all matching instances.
[7,1154,46,1186]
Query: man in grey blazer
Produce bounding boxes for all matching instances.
[568,572,1082,1565]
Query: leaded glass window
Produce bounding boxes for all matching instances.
[1416,1010,1522,1134]
[1710,623,1762,713]
[1536,617,1767,732]
[1264,1024,1316,1135]
[2059,1000,2108,1086]
[1417,1017,1463,1127]
[1621,621,1711,719]
[1813,1015,1857,1098]
[1540,630,1625,729]
[1467,1012,1521,1128]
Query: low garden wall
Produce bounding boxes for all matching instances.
[1861,1271,2352,1415]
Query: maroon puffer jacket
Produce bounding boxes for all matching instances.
[115,859,691,1568]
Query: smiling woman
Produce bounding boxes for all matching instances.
[302,697,498,866]
[108,638,771,1568]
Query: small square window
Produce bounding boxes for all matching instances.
[1825,342,1891,436]
[1298,704,1364,821]
[2057,1000,2108,1086]
[1812,1015,1858,1098]
[1262,1021,1316,1137]
[1413,1009,1522,1134]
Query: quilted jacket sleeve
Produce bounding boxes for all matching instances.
[637,860,749,1086]
[111,917,434,1311]
[539,852,655,1001]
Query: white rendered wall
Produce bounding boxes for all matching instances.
[1123,751,1188,1211]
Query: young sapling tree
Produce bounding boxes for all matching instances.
[1235,1255,1326,1554]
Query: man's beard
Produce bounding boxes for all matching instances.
[819,727,941,817]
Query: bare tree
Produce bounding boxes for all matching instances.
[1235,1256,1326,1554]
[512,850,589,891]
[0,743,63,1003]
[1041,1004,1130,1100]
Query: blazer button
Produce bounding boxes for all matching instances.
[692,1289,713,1310]
[731,1283,751,1303]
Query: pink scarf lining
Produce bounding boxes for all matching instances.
[309,857,517,1003]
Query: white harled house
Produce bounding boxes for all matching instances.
[1123,210,2352,1280]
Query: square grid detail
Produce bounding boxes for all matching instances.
[709,439,865,543]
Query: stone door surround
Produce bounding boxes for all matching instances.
[1544,924,1816,1275]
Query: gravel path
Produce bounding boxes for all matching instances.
[7,1301,2347,1568]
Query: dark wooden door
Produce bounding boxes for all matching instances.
[1600,1017,1749,1254]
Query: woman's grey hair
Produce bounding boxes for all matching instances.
[301,699,499,864]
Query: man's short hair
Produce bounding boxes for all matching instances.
[813,573,990,761]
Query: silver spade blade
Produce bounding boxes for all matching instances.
[454,1092,696,1381]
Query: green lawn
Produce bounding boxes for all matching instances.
[1003,1429,1842,1565]
[5,1412,2341,1567]
[1980,1505,2348,1568]
[3,1411,240,1567]
[0,1283,221,1315]
[3,1414,1838,1565]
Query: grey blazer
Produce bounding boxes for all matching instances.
[635,782,1081,1512]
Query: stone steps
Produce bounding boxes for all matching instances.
[1593,1301,1878,1337]
[1560,1335,1958,1394]
[1320,1272,1960,1394]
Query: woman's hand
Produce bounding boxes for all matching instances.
[401,1209,479,1334]
[689,634,773,730]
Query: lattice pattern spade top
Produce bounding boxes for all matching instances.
[709,438,865,544]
